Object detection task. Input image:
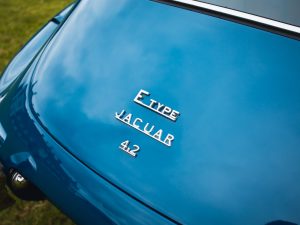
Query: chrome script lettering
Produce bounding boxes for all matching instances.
[134,89,180,122]
[115,110,175,147]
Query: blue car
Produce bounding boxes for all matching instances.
[0,0,300,224]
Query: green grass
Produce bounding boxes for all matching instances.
[0,195,75,225]
[0,0,75,224]
[0,0,73,72]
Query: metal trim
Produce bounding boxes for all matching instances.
[156,0,300,40]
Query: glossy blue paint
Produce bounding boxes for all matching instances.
[1,0,300,224]
[0,69,174,225]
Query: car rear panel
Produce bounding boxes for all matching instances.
[0,75,175,225]
[26,0,300,224]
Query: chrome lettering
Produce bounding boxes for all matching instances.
[143,122,155,134]
[115,109,175,147]
[164,134,174,147]
[133,89,180,122]
[133,118,142,129]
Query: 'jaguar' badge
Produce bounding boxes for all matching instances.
[115,109,174,147]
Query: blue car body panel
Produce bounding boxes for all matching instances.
[1,0,300,224]
[0,73,174,225]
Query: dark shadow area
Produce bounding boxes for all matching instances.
[0,166,15,211]
[266,220,298,225]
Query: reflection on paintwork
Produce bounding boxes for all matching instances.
[0,80,175,224]
[27,0,300,224]
[0,122,7,146]
[0,0,299,224]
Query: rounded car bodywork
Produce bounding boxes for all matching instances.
[0,1,300,224]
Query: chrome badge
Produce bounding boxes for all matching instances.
[134,89,180,121]
[115,89,180,157]
[115,110,174,147]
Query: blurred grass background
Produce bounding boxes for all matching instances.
[0,0,75,224]
[0,0,72,72]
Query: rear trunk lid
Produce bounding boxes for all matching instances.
[30,0,300,224]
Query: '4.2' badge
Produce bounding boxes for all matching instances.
[119,140,140,157]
